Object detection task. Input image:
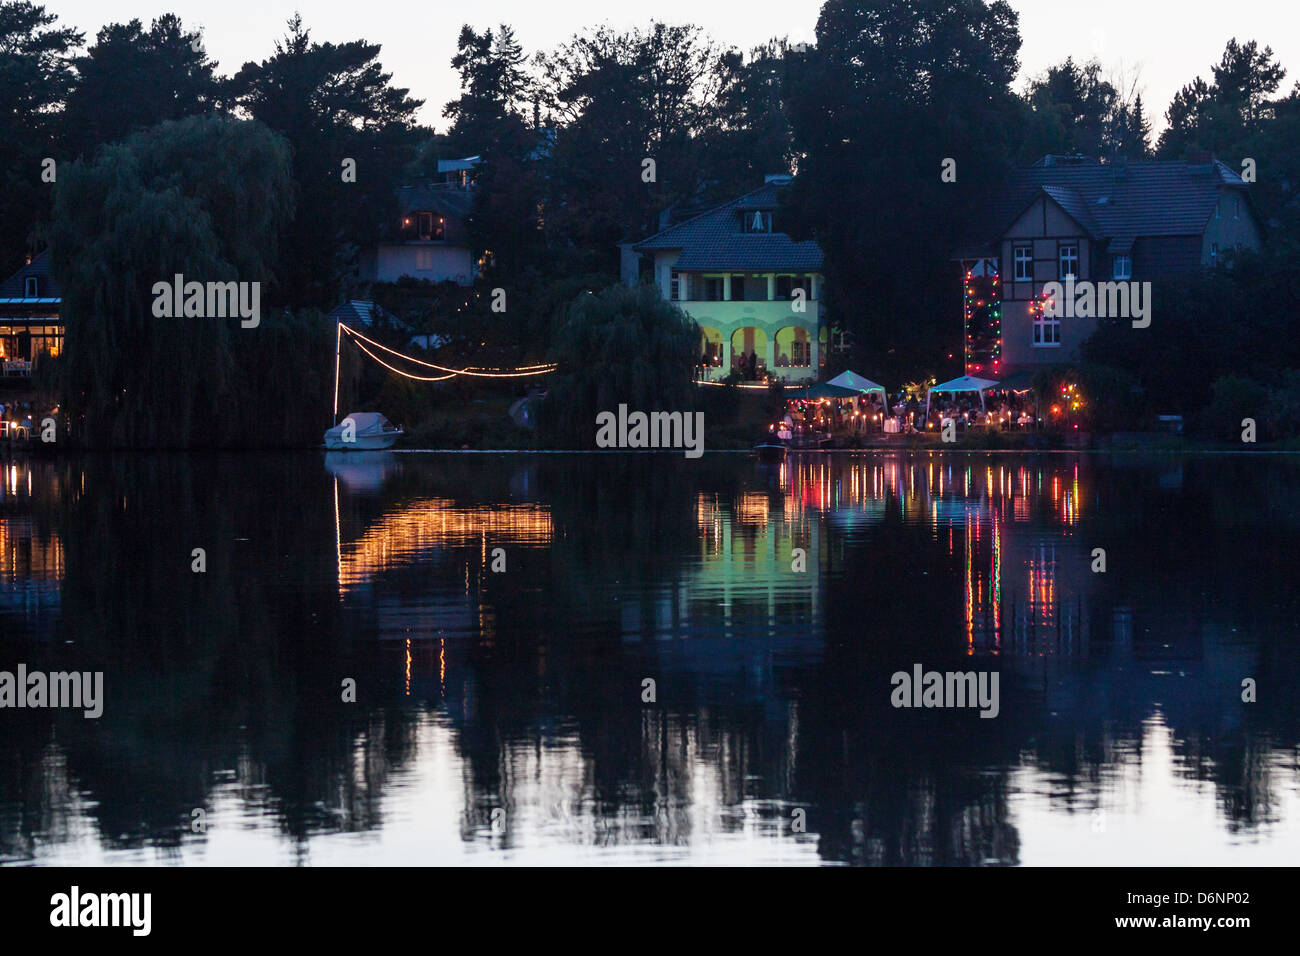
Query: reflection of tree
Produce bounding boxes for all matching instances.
[0,454,424,861]
[3,453,1300,864]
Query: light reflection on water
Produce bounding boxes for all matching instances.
[1,451,1299,865]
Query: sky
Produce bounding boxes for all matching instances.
[50,0,1300,134]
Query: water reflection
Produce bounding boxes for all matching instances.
[1,451,1298,864]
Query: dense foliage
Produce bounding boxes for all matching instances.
[2,1,1299,443]
[48,115,331,447]
[539,284,700,447]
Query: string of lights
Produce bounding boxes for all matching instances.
[350,339,459,381]
[340,324,556,378]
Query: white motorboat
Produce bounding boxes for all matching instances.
[323,412,403,450]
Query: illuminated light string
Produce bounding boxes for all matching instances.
[350,338,459,381]
[340,323,557,378]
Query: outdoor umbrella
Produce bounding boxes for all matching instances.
[790,382,862,400]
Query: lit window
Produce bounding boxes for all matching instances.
[1032,298,1060,347]
[1112,255,1131,280]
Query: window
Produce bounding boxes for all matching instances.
[24,277,38,298]
[775,275,811,301]
[1210,242,1218,265]
[742,211,772,233]
[1032,308,1060,347]
[416,249,434,271]
[730,275,746,301]
[1234,198,1240,220]
[670,270,680,301]
[1112,255,1131,280]
[1058,244,1078,280]
[415,211,445,241]
[1013,245,1032,282]
[704,277,725,301]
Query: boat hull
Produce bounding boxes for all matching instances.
[324,432,400,451]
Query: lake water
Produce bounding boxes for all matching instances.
[1,450,1298,865]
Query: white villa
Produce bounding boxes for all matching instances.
[633,176,825,383]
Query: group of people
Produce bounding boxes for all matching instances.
[924,395,1035,431]
[0,400,37,439]
[697,349,764,381]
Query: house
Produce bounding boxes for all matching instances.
[358,174,478,287]
[956,155,1263,376]
[328,299,397,329]
[0,250,62,379]
[633,175,825,383]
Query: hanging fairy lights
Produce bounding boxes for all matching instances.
[340,324,557,378]
[963,260,1001,375]
[331,322,556,422]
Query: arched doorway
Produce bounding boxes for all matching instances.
[775,326,811,368]
[699,327,723,370]
[730,328,767,380]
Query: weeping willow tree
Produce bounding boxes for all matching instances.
[539,283,700,447]
[48,114,314,448]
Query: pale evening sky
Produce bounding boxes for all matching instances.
[49,0,1300,134]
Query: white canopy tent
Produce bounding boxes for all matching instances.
[925,375,1000,422]
[826,370,888,405]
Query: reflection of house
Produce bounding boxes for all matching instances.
[633,176,825,383]
[956,155,1263,376]
[359,174,477,286]
[0,251,62,379]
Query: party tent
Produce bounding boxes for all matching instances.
[925,375,1000,419]
[826,370,888,404]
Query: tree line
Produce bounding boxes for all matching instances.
[3,0,1298,443]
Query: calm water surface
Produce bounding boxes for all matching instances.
[1,451,1298,865]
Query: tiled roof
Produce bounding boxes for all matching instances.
[0,249,60,299]
[635,183,824,272]
[330,300,397,328]
[1039,185,1099,237]
[973,157,1252,251]
[396,183,473,219]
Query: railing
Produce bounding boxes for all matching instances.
[2,360,33,377]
